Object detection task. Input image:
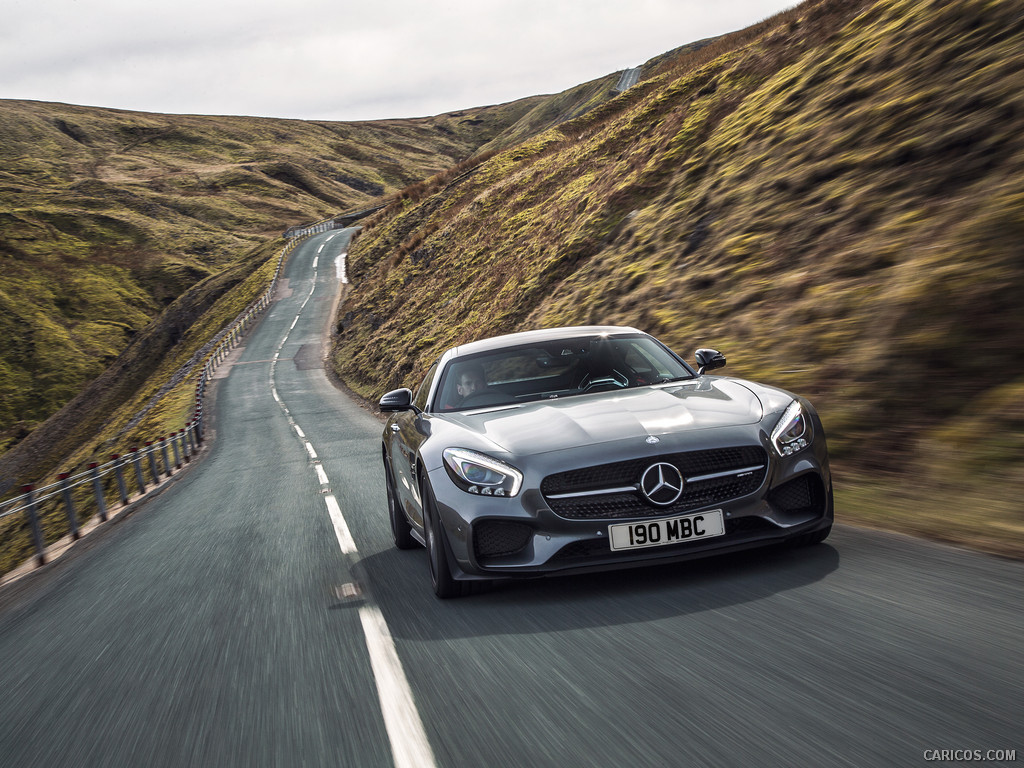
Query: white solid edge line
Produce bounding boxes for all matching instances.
[323,495,356,555]
[338,251,348,284]
[359,605,438,768]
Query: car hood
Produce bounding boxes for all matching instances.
[437,378,764,456]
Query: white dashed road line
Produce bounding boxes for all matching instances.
[323,494,357,556]
[359,605,437,768]
[267,234,437,768]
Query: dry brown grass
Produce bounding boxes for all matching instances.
[332,0,1024,555]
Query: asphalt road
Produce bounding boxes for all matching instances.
[0,231,1021,768]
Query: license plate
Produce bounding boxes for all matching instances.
[609,510,725,551]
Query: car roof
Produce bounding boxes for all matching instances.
[445,325,646,359]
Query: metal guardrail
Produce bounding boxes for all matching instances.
[283,208,381,240]
[0,230,312,572]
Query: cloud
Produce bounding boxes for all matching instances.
[0,0,799,120]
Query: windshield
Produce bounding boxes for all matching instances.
[433,334,695,412]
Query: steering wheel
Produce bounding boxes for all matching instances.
[581,370,629,393]
[460,391,507,407]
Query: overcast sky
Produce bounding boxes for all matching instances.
[2,0,798,122]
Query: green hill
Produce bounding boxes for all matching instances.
[332,0,1024,555]
[0,98,546,457]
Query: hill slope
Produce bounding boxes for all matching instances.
[332,0,1024,554]
[0,98,545,452]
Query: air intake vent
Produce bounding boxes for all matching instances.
[474,521,532,559]
[768,474,826,516]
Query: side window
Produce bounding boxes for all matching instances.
[413,362,438,412]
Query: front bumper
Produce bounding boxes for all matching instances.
[426,435,833,581]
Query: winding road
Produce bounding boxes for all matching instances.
[0,231,1020,768]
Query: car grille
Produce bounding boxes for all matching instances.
[540,446,768,520]
[474,520,532,559]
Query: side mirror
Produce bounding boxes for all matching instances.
[695,348,726,375]
[379,388,415,412]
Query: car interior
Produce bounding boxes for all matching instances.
[437,337,692,411]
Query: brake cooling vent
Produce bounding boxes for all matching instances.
[768,474,826,516]
[474,521,532,559]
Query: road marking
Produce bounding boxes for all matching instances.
[359,605,437,768]
[268,231,437,768]
[337,251,348,284]
[324,494,357,555]
[315,463,329,485]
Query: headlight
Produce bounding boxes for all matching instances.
[771,400,811,456]
[442,448,523,497]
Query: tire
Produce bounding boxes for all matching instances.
[386,465,416,550]
[422,480,469,599]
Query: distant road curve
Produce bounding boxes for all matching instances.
[615,66,642,92]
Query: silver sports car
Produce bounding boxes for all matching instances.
[379,326,832,597]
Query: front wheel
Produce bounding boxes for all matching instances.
[422,480,469,599]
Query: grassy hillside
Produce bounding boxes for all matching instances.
[0,79,638,570]
[0,98,543,455]
[0,234,288,573]
[332,0,1024,555]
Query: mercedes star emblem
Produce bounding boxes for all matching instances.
[639,462,684,506]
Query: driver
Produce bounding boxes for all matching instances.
[457,365,486,400]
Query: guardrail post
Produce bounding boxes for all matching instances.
[131,448,146,494]
[112,454,130,505]
[89,463,108,522]
[146,442,160,483]
[58,472,81,541]
[159,437,172,476]
[170,431,182,469]
[195,412,205,443]
[21,485,46,566]
[179,430,191,463]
